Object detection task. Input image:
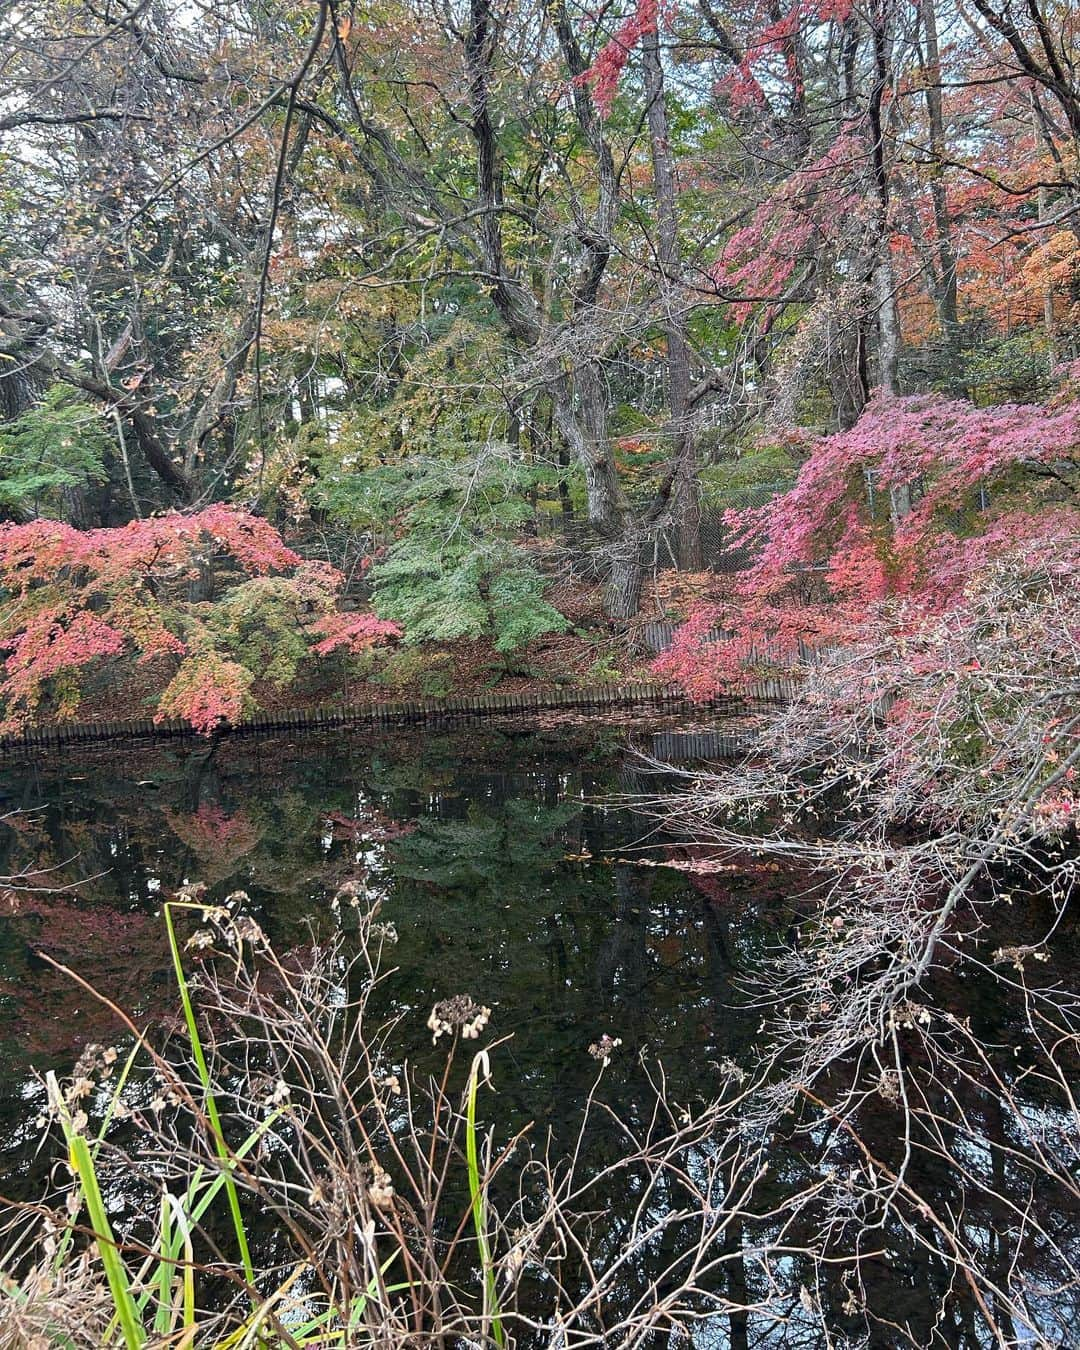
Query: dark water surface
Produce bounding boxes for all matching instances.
[0,720,769,1114]
[0,718,1075,1346]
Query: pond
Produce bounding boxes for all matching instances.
[0,718,771,1113]
[0,717,1075,1346]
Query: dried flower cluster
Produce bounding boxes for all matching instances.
[426,994,491,1043]
[587,1033,622,1065]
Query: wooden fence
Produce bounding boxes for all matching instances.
[0,678,800,757]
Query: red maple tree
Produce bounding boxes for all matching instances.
[0,507,400,733]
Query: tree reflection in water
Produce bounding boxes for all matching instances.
[0,723,1074,1344]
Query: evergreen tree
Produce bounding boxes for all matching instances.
[0,385,111,518]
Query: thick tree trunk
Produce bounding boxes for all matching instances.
[873,252,901,397]
[829,308,868,429]
[61,485,95,529]
[551,368,624,541]
[464,0,643,616]
[183,304,259,479]
[605,544,645,622]
[552,369,653,620]
[869,0,911,524]
[1032,92,1060,365]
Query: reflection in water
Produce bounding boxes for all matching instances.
[0,722,1075,1345]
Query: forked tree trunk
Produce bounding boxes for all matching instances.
[551,368,647,619]
[468,0,644,618]
[551,370,624,539]
[829,309,868,429]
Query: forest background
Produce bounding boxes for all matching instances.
[0,0,1077,731]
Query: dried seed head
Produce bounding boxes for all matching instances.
[426,994,491,1043]
[263,1080,291,1109]
[231,914,265,946]
[367,1168,394,1209]
[588,1034,622,1066]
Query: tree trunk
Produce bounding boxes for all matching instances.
[465,0,641,616]
[641,26,702,570]
[551,368,626,541]
[183,304,258,480]
[869,0,911,524]
[605,544,645,621]
[829,306,868,429]
[869,0,901,400]
[61,485,95,529]
[1032,92,1060,366]
[557,448,574,521]
[920,0,960,373]
[873,252,901,397]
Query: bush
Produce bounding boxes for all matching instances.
[371,536,568,655]
[1,889,734,1347]
[373,646,455,696]
[0,508,399,732]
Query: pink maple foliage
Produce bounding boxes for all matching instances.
[579,0,859,121]
[0,506,302,588]
[3,612,126,696]
[0,506,399,733]
[309,611,402,657]
[715,1,855,110]
[709,129,867,323]
[653,389,1080,702]
[154,649,255,735]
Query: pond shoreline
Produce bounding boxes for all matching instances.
[0,676,798,757]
